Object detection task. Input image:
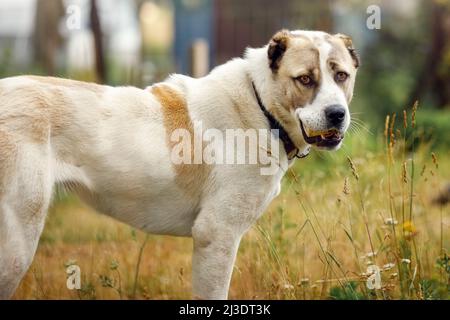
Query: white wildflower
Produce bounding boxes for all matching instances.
[383,263,395,270]
[384,218,398,225]
[300,278,310,285]
[365,251,378,258]
[282,283,294,290]
[401,258,411,264]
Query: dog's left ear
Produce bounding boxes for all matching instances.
[268,29,290,71]
[335,33,360,68]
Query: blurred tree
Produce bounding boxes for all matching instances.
[33,0,65,75]
[90,0,106,83]
[408,0,450,109]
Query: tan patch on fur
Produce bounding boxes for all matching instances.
[276,35,321,110]
[265,34,322,152]
[151,84,210,198]
[35,88,73,140]
[333,34,359,68]
[327,35,359,102]
[0,77,95,144]
[24,76,103,143]
[2,88,71,144]
[0,130,17,195]
[27,76,102,142]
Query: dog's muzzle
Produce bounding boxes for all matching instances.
[299,120,344,149]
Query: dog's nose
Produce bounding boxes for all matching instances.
[325,105,346,127]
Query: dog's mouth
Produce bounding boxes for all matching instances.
[300,121,344,149]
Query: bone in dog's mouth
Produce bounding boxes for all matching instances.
[299,120,343,148]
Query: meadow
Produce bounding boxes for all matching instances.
[13,107,449,300]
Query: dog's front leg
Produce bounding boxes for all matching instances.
[191,208,250,300]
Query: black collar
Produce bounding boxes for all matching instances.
[252,82,304,160]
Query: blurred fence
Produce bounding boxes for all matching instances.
[214,0,332,65]
[174,0,334,72]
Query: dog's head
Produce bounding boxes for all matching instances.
[257,29,359,151]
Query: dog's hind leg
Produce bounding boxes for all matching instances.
[0,134,54,299]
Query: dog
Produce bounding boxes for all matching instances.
[0,29,359,299]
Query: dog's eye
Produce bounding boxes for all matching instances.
[296,75,313,86]
[335,72,348,82]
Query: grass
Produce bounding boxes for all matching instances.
[13,107,449,300]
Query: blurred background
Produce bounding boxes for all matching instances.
[0,0,449,140]
[2,0,449,300]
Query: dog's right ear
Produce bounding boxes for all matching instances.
[335,33,360,68]
[268,29,290,71]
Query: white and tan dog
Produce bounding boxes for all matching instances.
[0,30,359,299]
